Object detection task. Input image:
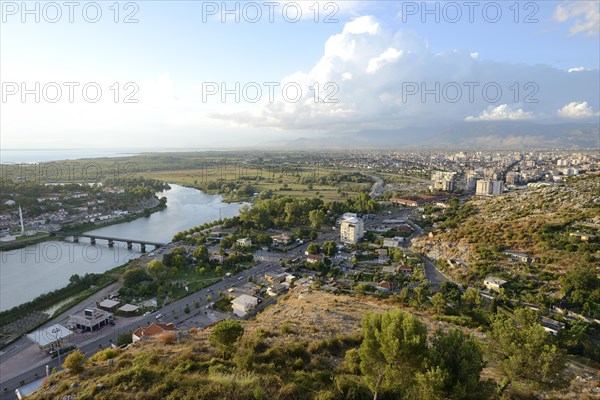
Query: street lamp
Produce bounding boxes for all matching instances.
[49,326,63,367]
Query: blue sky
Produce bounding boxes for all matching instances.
[1,1,599,149]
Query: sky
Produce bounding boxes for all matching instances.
[1,0,599,150]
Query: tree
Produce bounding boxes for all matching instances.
[192,245,209,263]
[307,243,321,255]
[117,332,133,346]
[309,209,326,230]
[411,366,447,400]
[461,287,481,309]
[358,309,428,400]
[209,320,244,358]
[123,267,150,288]
[560,265,600,309]
[489,308,564,386]
[322,240,337,257]
[396,287,411,305]
[412,285,428,309]
[427,329,484,398]
[147,259,166,280]
[68,274,81,285]
[62,349,86,374]
[431,292,446,315]
[440,282,462,305]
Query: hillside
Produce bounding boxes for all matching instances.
[413,175,600,311]
[31,287,599,400]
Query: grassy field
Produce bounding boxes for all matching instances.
[8,152,375,202]
[145,167,371,202]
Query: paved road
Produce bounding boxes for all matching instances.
[0,259,281,400]
[0,211,447,399]
[419,254,451,290]
[0,230,340,399]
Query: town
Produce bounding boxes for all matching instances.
[0,149,598,400]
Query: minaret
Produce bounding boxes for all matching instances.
[18,204,25,235]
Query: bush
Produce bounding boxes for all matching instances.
[62,349,87,374]
[158,332,177,345]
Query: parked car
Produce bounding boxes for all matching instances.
[155,313,163,319]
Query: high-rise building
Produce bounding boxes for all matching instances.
[431,171,456,192]
[476,180,503,196]
[505,172,520,185]
[340,216,364,244]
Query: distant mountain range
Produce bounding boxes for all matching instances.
[263,122,600,150]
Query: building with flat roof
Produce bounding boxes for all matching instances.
[340,216,364,244]
[231,294,259,317]
[69,308,112,332]
[383,237,404,248]
[476,180,502,196]
[484,276,507,292]
[98,299,121,311]
[26,324,74,349]
[118,304,140,315]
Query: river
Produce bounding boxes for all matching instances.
[0,185,245,311]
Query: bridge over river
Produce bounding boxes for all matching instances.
[60,233,167,252]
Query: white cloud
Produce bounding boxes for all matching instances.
[366,48,403,74]
[207,16,598,133]
[554,1,600,37]
[465,104,534,122]
[568,67,587,73]
[557,101,600,119]
[343,15,380,35]
[470,52,479,60]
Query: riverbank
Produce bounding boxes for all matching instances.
[0,198,167,252]
[0,263,126,350]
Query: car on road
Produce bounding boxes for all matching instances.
[143,311,151,317]
[238,276,244,281]
[49,345,77,359]
[155,313,163,319]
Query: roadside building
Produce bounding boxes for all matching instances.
[69,308,113,332]
[476,180,503,196]
[306,254,324,264]
[265,271,286,284]
[26,324,74,349]
[231,294,259,317]
[267,283,287,297]
[272,233,292,245]
[97,299,121,312]
[118,304,139,316]
[340,216,364,244]
[132,323,177,343]
[383,237,404,248]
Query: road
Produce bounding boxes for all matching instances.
[418,254,451,290]
[0,210,449,399]
[0,230,340,399]
[0,257,282,399]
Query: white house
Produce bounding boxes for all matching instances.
[231,294,259,317]
[383,237,404,248]
[483,276,507,292]
[236,237,252,247]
